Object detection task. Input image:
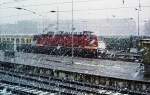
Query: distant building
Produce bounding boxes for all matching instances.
[0,35,33,51]
[140,39,150,76]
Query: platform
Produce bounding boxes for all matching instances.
[0,50,148,82]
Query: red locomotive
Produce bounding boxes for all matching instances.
[18,31,106,57]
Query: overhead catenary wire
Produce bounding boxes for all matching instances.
[0,0,149,15]
[1,0,149,9]
[0,5,150,19]
[0,0,30,6]
[0,1,15,6]
[0,0,149,22]
[0,0,104,8]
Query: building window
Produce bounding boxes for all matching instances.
[3,38,6,42]
[21,38,25,44]
[29,38,32,43]
[26,39,29,44]
[16,38,20,43]
[11,38,14,42]
[7,38,10,42]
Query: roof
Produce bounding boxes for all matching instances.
[141,38,150,41]
[141,39,150,44]
[0,35,33,38]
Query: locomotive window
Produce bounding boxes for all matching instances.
[64,32,69,35]
[47,31,54,35]
[78,32,83,36]
[79,32,82,34]
[74,32,78,35]
[90,35,94,39]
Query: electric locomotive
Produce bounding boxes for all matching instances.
[18,31,106,57]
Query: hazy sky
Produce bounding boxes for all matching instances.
[0,0,150,23]
[0,0,150,35]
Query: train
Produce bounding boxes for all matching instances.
[17,31,107,58]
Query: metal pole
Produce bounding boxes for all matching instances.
[42,16,44,33]
[71,0,74,64]
[57,7,59,33]
[137,9,139,36]
[137,0,141,36]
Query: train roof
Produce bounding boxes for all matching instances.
[41,31,95,36]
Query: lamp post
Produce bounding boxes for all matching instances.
[71,0,74,64]
[15,7,41,16]
[15,7,45,33]
[50,7,59,33]
[135,0,141,36]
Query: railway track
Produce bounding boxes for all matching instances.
[0,68,137,95]
[0,51,149,95]
[0,82,55,95]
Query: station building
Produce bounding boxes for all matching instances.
[0,35,33,51]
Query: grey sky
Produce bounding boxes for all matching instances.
[0,0,150,36]
[0,0,150,23]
